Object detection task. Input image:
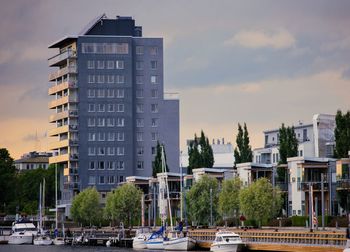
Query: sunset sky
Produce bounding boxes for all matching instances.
[1,0,350,159]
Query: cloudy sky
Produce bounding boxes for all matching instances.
[1,0,350,159]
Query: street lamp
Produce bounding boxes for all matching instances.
[210,188,213,226]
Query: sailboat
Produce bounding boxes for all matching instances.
[53,164,65,245]
[162,146,195,251]
[33,180,53,245]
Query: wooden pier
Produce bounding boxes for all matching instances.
[188,228,346,252]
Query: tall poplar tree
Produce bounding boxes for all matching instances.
[234,123,253,165]
[152,142,169,177]
[334,110,350,158]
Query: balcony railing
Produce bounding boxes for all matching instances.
[48,125,69,137]
[301,182,329,191]
[49,110,68,122]
[275,182,288,191]
[337,179,350,189]
[48,96,78,109]
[49,66,77,81]
[48,81,77,95]
[48,49,76,67]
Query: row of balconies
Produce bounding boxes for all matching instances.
[48,124,78,137]
[48,49,76,67]
[49,65,77,81]
[49,153,78,164]
[49,138,79,150]
[48,95,78,109]
[48,81,77,95]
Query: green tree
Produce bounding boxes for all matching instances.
[0,148,16,213]
[187,175,219,225]
[218,177,241,222]
[278,124,298,181]
[152,142,169,177]
[104,183,142,227]
[188,130,214,174]
[71,187,101,226]
[234,123,253,165]
[334,110,350,158]
[239,178,282,226]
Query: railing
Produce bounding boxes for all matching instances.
[69,124,78,130]
[49,66,77,81]
[164,92,179,100]
[336,179,350,189]
[48,81,77,95]
[69,109,78,117]
[301,182,329,191]
[275,183,288,191]
[48,49,76,66]
[49,110,69,122]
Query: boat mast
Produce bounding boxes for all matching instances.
[43,178,45,230]
[55,164,58,231]
[38,182,42,232]
[161,145,173,230]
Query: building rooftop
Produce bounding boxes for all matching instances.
[15,156,49,164]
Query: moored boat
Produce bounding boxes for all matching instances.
[33,235,52,245]
[8,221,37,245]
[210,230,243,252]
[133,227,151,249]
[164,231,196,251]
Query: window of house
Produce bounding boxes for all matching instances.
[98,104,105,112]
[107,104,115,112]
[88,132,96,141]
[137,132,143,142]
[117,161,124,170]
[97,89,105,98]
[88,118,95,127]
[136,46,144,55]
[116,60,124,69]
[107,60,114,69]
[88,104,95,112]
[150,46,158,55]
[89,161,95,170]
[117,132,125,141]
[97,118,105,127]
[137,161,144,170]
[151,104,158,113]
[117,104,124,112]
[107,89,115,98]
[151,132,158,141]
[97,60,105,69]
[88,147,95,156]
[151,118,158,127]
[108,175,115,184]
[87,89,95,98]
[136,61,143,70]
[107,75,114,83]
[150,60,157,70]
[116,75,125,84]
[99,176,105,184]
[151,89,158,98]
[137,147,144,156]
[151,75,158,84]
[136,75,143,84]
[98,161,105,169]
[107,161,115,170]
[136,89,144,98]
[117,147,125,156]
[88,75,95,83]
[107,132,115,141]
[97,147,105,156]
[87,60,95,69]
[152,146,156,155]
[107,147,115,156]
[107,118,115,127]
[88,176,96,185]
[117,118,125,127]
[116,89,124,98]
[136,104,144,113]
[136,118,144,127]
[97,75,105,84]
[98,132,105,141]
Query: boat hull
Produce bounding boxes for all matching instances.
[146,238,164,250]
[211,243,240,252]
[133,238,147,249]
[53,237,65,245]
[33,236,53,245]
[8,233,33,245]
[164,236,196,251]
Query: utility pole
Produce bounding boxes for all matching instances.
[210,188,213,226]
[309,182,313,232]
[180,151,183,221]
[321,173,325,230]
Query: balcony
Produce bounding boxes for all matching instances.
[301,182,329,191]
[48,81,77,95]
[49,111,68,122]
[49,66,77,81]
[48,49,76,67]
[48,96,78,109]
[337,179,350,190]
[49,153,69,164]
[49,139,69,150]
[69,139,79,146]
[275,182,288,192]
[48,125,69,137]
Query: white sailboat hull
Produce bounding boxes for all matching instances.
[8,233,33,245]
[164,236,196,251]
[146,237,164,250]
[133,234,150,249]
[53,237,65,245]
[211,243,240,252]
[33,236,53,245]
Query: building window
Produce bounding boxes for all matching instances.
[97,89,105,98]
[136,118,144,127]
[107,89,115,98]
[88,89,95,98]
[117,118,125,127]
[88,147,95,156]
[117,104,124,112]
[136,45,144,55]
[136,61,143,70]
[108,175,115,184]
[107,75,115,83]
[89,161,95,170]
[107,60,114,69]
[99,176,105,184]
[117,147,125,156]
[88,176,96,185]
[137,132,143,142]
[88,132,96,141]
[88,75,95,83]
[97,118,105,127]
[97,60,105,69]
[97,75,105,84]
[136,104,144,113]
[117,132,125,141]
[151,75,158,84]
[150,60,157,70]
[150,46,158,55]
[151,118,158,127]
[107,132,115,141]
[98,104,105,112]
[137,147,144,156]
[107,104,114,112]
[98,132,105,141]
[107,161,115,170]
[97,147,105,156]
[116,75,125,84]
[116,161,124,170]
[107,147,115,156]
[88,118,95,127]
[136,75,143,84]
[107,118,115,127]
[116,60,124,69]
[81,43,128,54]
[136,89,144,98]
[151,104,158,113]
[88,104,95,112]
[152,146,156,155]
[87,60,95,69]
[119,175,124,183]
[151,132,158,141]
[116,89,124,98]
[98,161,105,169]
[137,161,144,170]
[151,89,158,98]
[299,150,303,156]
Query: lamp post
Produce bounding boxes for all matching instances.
[210,188,213,226]
[180,151,183,221]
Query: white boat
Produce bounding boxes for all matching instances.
[33,235,52,245]
[8,222,37,245]
[210,230,243,252]
[53,237,65,245]
[132,227,151,249]
[164,231,196,251]
[146,236,164,250]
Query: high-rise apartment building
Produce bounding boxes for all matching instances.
[48,14,179,213]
